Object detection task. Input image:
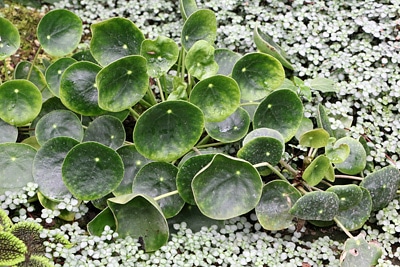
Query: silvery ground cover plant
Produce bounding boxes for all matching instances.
[0,0,399,266]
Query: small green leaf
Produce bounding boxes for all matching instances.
[14,61,47,91]
[62,142,124,200]
[334,137,366,175]
[185,40,219,80]
[90,17,145,66]
[325,139,350,164]
[289,191,339,221]
[37,9,82,57]
[214,48,241,76]
[0,17,20,60]
[305,77,337,93]
[190,75,240,122]
[0,80,42,126]
[256,180,301,230]
[87,207,116,236]
[0,119,18,143]
[192,154,263,220]
[253,89,303,142]
[340,233,382,267]
[141,36,179,78]
[0,231,26,266]
[181,9,217,51]
[180,0,198,21]
[83,115,125,149]
[45,57,77,97]
[232,52,285,101]
[302,155,333,186]
[107,194,169,252]
[294,117,314,141]
[238,136,284,167]
[133,101,204,162]
[299,128,330,148]
[327,184,363,211]
[360,166,400,211]
[317,104,334,137]
[97,55,148,112]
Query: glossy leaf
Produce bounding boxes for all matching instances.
[302,155,334,186]
[253,26,294,70]
[45,57,77,97]
[0,143,36,195]
[33,137,79,201]
[238,137,284,167]
[30,97,68,135]
[60,61,105,116]
[97,55,148,112]
[35,110,83,146]
[334,187,372,231]
[232,52,285,101]
[360,166,400,211]
[62,142,124,200]
[133,101,204,162]
[299,128,330,148]
[256,180,301,230]
[0,231,27,266]
[253,89,303,142]
[190,75,240,122]
[192,154,263,220]
[0,119,18,143]
[205,107,250,143]
[334,137,366,175]
[132,162,184,218]
[185,40,218,80]
[214,48,241,75]
[114,145,152,196]
[37,9,82,57]
[14,61,47,91]
[141,36,179,78]
[340,234,382,267]
[107,194,169,252]
[176,154,214,205]
[87,207,116,236]
[83,115,125,149]
[181,9,217,51]
[0,80,42,126]
[243,128,284,146]
[0,17,20,60]
[327,184,363,211]
[90,17,145,66]
[180,0,198,20]
[289,191,339,221]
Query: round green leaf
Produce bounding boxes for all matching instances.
[360,166,400,211]
[0,17,20,60]
[190,75,240,122]
[299,128,330,148]
[185,40,219,80]
[0,80,42,126]
[87,207,116,236]
[0,143,36,195]
[243,128,284,146]
[205,107,250,143]
[176,154,214,205]
[133,101,204,162]
[83,115,125,149]
[90,17,145,66]
[295,117,314,141]
[140,36,179,78]
[327,184,363,211]
[253,26,294,70]
[232,52,285,101]
[97,55,148,112]
[340,234,382,267]
[14,61,47,91]
[192,154,263,220]
[33,137,79,201]
[62,142,124,200]
[214,48,241,76]
[256,180,301,231]
[302,155,333,187]
[37,9,82,57]
[107,194,169,252]
[35,110,83,146]
[253,89,303,142]
[180,0,198,21]
[0,231,27,266]
[334,137,366,175]
[0,119,18,143]
[289,191,339,221]
[114,145,152,196]
[334,187,372,231]
[325,139,350,164]
[45,57,77,97]
[238,136,284,167]
[132,162,184,218]
[60,61,105,116]
[181,9,217,51]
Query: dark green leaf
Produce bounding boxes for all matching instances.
[45,57,77,97]
[83,115,125,149]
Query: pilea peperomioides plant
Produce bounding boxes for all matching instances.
[0,1,399,265]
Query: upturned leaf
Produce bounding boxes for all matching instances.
[334,137,366,175]
[299,128,330,148]
[302,155,334,186]
[185,40,219,80]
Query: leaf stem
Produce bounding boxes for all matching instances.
[154,190,179,201]
[156,77,165,102]
[196,134,211,147]
[253,162,288,181]
[334,216,354,238]
[139,99,152,109]
[196,142,225,149]
[129,107,140,120]
[27,45,42,80]
[279,159,299,177]
[146,83,158,106]
[335,175,364,181]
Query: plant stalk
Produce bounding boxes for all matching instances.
[154,190,179,201]
[335,175,363,181]
[334,216,354,238]
[253,162,289,181]
[27,45,42,81]
[279,159,299,176]
[128,107,140,120]
[156,77,165,102]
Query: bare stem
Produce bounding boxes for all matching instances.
[334,216,354,238]
[279,159,298,177]
[253,162,288,181]
[154,190,179,201]
[335,175,363,181]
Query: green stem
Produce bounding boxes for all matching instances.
[279,159,298,177]
[139,99,152,109]
[196,134,211,147]
[253,162,289,181]
[129,107,140,120]
[296,186,308,195]
[154,190,179,201]
[240,102,260,107]
[146,83,157,106]
[334,216,354,238]
[27,45,42,81]
[335,175,364,181]
[156,77,165,102]
[1,59,7,84]
[196,142,225,149]
[180,49,186,82]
